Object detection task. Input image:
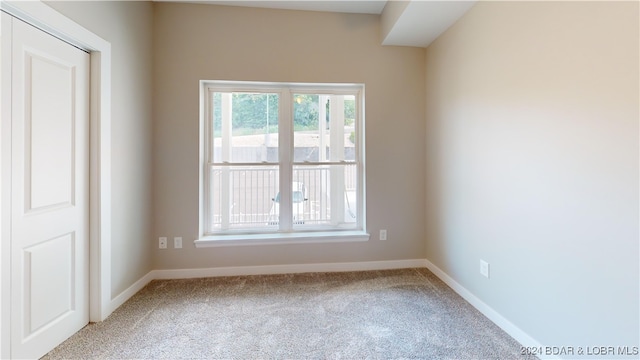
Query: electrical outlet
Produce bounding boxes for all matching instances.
[480,260,490,278]
[174,237,183,249]
[380,229,387,241]
[159,237,167,249]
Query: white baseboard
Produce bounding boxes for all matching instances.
[107,271,155,316]
[423,259,559,360]
[152,259,428,279]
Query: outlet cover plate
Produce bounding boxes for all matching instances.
[480,260,489,278]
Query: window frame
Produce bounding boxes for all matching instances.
[197,80,368,246]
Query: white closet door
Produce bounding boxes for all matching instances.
[9,16,90,359]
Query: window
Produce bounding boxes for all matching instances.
[198,81,366,245]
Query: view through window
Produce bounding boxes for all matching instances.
[201,82,364,237]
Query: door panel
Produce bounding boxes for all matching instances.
[25,232,75,334]
[10,17,89,359]
[27,53,74,211]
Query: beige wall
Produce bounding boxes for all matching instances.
[45,1,154,298]
[153,3,426,269]
[425,1,638,347]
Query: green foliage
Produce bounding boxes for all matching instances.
[233,93,279,129]
[344,98,355,126]
[212,92,279,135]
[293,94,319,128]
[213,92,355,136]
[349,131,356,144]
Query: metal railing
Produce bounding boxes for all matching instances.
[209,164,357,229]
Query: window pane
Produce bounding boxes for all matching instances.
[212,92,279,163]
[291,163,357,228]
[209,165,279,230]
[293,94,356,163]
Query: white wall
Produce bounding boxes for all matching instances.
[153,3,426,269]
[45,1,154,298]
[425,1,639,348]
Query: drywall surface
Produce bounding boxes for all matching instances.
[153,3,426,269]
[380,0,409,44]
[45,1,154,299]
[425,1,639,348]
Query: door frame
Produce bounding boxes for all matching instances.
[1,1,112,357]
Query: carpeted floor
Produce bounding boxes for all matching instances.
[43,268,536,359]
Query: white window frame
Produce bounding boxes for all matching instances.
[197,80,368,247]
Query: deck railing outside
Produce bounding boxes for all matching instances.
[210,164,356,229]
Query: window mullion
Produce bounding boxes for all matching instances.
[278,89,293,231]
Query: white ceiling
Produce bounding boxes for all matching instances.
[155,0,387,14]
[156,0,477,47]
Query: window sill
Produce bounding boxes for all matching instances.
[194,231,370,248]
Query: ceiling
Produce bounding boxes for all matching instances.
[177,1,388,14]
[155,0,477,47]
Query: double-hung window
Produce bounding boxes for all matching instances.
[198,81,367,245]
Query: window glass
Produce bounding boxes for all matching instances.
[293,94,356,163]
[209,165,279,230]
[212,92,279,163]
[292,164,357,228]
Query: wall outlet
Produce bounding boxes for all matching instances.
[480,259,490,278]
[380,229,387,241]
[174,237,183,249]
[159,237,167,249]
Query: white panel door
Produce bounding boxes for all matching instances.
[9,17,90,359]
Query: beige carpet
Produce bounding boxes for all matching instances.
[43,268,536,359]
